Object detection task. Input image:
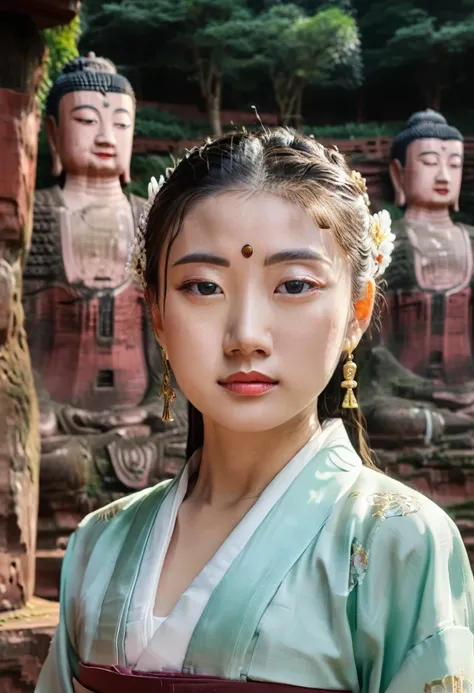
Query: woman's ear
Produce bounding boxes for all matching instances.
[354,279,374,328]
[346,279,375,351]
[146,287,165,349]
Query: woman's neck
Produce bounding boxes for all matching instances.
[190,406,320,509]
[62,174,126,208]
[405,205,453,226]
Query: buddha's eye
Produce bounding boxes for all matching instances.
[74,117,96,126]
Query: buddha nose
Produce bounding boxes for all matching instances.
[436,160,450,183]
[95,125,116,148]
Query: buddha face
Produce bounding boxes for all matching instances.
[46,90,135,181]
[397,138,463,210]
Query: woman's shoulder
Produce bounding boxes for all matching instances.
[73,478,174,551]
[337,467,472,597]
[345,466,460,541]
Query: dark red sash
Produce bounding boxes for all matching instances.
[79,663,350,693]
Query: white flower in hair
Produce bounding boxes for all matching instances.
[370,209,395,276]
[126,174,166,290]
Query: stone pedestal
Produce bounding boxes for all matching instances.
[0,599,59,692]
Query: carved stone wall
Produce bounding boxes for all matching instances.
[0,12,44,612]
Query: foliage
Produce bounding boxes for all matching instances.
[135,107,209,139]
[303,121,402,138]
[358,0,474,111]
[79,0,474,129]
[82,0,257,137]
[381,13,474,110]
[38,16,81,113]
[252,4,362,125]
[126,154,174,198]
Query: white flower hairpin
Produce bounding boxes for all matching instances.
[126,175,164,290]
[351,170,395,276]
[370,209,395,275]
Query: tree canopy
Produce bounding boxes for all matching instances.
[38,15,81,112]
[79,0,474,127]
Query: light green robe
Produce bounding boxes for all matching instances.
[35,421,474,692]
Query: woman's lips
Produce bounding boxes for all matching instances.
[434,187,449,195]
[95,152,115,160]
[218,371,278,396]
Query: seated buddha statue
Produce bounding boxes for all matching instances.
[361,110,474,450]
[23,54,187,563]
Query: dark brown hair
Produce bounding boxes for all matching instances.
[144,129,380,467]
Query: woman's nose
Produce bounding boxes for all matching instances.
[223,299,273,358]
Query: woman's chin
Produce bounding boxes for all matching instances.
[204,408,297,435]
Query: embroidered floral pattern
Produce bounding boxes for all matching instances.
[349,539,369,590]
[347,490,423,593]
[424,674,472,692]
[367,492,421,521]
[96,501,124,522]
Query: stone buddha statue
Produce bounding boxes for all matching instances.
[361,110,474,452]
[24,54,187,562]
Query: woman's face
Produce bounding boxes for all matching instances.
[153,191,356,433]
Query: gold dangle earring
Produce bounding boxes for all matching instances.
[160,348,176,422]
[341,351,359,409]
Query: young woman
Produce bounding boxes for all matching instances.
[36,130,474,693]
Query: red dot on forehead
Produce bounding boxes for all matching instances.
[241,244,253,258]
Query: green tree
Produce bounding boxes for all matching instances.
[82,0,256,137]
[38,15,81,112]
[382,13,474,110]
[254,4,361,126]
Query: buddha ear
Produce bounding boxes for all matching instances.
[389,159,406,207]
[121,164,132,186]
[44,115,63,178]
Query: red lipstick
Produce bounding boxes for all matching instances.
[434,187,449,195]
[219,371,278,396]
[95,152,115,159]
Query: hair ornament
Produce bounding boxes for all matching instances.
[351,169,395,276]
[370,209,395,275]
[351,169,370,209]
[126,174,164,290]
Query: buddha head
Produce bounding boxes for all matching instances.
[45,52,135,185]
[389,110,464,213]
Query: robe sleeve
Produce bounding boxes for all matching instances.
[35,532,80,693]
[352,501,474,693]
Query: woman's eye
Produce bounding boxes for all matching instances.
[114,122,130,130]
[276,280,315,295]
[187,281,222,296]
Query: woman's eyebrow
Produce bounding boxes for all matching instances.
[264,249,331,266]
[172,248,330,268]
[172,252,230,268]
